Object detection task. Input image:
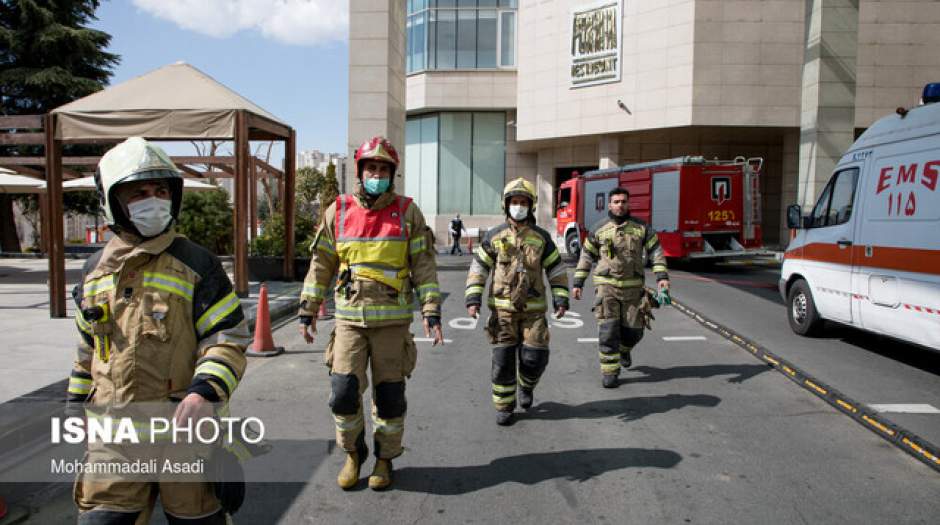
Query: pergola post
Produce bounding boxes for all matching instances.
[283,129,296,280]
[43,113,66,318]
[233,111,250,296]
[249,156,257,243]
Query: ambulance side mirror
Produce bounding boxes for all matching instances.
[786,204,803,229]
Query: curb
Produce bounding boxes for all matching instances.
[668,294,940,473]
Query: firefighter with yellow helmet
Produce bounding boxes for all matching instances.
[298,136,443,490]
[67,138,250,524]
[572,186,670,388]
[465,178,569,426]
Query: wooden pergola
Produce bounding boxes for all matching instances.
[0,63,296,317]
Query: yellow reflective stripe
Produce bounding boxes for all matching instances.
[68,377,93,395]
[645,235,658,250]
[302,283,328,300]
[94,303,111,363]
[487,297,546,310]
[552,288,570,298]
[601,363,621,373]
[333,414,364,432]
[475,246,493,265]
[372,415,404,434]
[465,285,485,297]
[409,236,427,255]
[544,249,560,267]
[316,237,336,255]
[194,361,238,393]
[492,384,516,393]
[583,240,599,256]
[334,304,415,322]
[143,272,194,301]
[573,270,589,279]
[196,292,241,336]
[592,276,643,288]
[652,264,667,273]
[75,311,93,335]
[523,237,544,248]
[492,394,516,404]
[83,275,115,298]
[416,283,440,301]
[598,352,620,363]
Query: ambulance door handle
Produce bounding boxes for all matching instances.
[837,238,852,248]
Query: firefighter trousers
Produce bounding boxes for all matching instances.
[325,323,417,459]
[594,287,646,376]
[485,310,550,410]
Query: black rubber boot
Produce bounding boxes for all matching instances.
[518,388,533,409]
[602,374,619,389]
[496,410,515,426]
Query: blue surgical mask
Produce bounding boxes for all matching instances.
[363,177,390,195]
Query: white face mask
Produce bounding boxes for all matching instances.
[127,197,172,237]
[509,204,529,221]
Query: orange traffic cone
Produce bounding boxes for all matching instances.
[0,496,7,520]
[317,298,333,320]
[466,237,473,254]
[247,283,284,357]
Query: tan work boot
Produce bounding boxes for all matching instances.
[337,452,362,490]
[368,459,393,490]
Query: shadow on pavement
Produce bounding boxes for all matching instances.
[393,447,682,495]
[813,322,940,375]
[670,260,783,306]
[629,363,770,384]
[526,394,720,423]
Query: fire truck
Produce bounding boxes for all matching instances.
[555,156,768,260]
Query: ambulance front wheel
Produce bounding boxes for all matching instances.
[565,231,581,258]
[787,279,823,336]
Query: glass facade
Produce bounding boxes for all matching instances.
[407,0,517,74]
[405,112,506,215]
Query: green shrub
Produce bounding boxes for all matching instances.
[176,189,234,254]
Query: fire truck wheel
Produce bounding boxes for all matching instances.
[565,231,581,257]
[787,279,823,337]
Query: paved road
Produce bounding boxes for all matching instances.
[666,259,940,448]
[12,266,940,524]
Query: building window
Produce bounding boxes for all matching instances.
[405,112,506,215]
[407,1,517,74]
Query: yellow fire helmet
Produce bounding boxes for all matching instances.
[502,177,537,212]
[94,137,183,230]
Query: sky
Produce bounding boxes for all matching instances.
[90,0,350,162]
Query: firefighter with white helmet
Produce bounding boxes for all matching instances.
[298,135,443,490]
[572,186,670,388]
[68,137,250,523]
[465,178,569,426]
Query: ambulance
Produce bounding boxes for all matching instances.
[780,83,940,350]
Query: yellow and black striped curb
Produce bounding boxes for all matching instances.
[666,294,940,474]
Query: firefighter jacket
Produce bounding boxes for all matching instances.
[465,220,569,313]
[299,188,441,326]
[67,230,249,408]
[573,214,669,290]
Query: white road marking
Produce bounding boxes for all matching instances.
[448,317,479,330]
[414,337,454,344]
[578,338,598,343]
[868,404,940,414]
[662,336,707,342]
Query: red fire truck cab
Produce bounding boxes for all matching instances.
[555,156,768,260]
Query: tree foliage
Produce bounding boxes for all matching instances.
[176,189,234,255]
[0,0,119,116]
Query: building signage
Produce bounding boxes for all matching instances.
[570,0,622,88]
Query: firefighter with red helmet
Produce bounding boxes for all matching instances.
[298,136,443,490]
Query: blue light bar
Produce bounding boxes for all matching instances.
[923,83,940,104]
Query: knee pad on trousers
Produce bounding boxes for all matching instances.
[598,320,620,349]
[165,509,227,525]
[328,373,360,415]
[519,345,549,375]
[620,326,644,348]
[374,381,407,419]
[78,510,141,525]
[491,345,517,384]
